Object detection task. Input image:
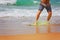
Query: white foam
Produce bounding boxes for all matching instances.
[0,6,60,17]
[0,0,16,4]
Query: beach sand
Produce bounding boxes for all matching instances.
[0,16,60,40]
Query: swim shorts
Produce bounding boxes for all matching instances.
[39,3,52,12]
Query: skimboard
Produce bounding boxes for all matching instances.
[27,21,49,26]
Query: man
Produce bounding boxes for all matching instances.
[35,0,52,25]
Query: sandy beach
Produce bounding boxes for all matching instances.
[0,16,60,40]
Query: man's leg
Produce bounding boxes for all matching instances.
[36,10,42,22]
[34,4,44,25]
[46,5,52,21]
[47,11,52,21]
[34,10,42,25]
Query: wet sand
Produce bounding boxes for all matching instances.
[0,16,60,40]
[0,33,60,40]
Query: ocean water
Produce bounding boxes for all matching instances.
[0,0,60,17]
[0,5,60,17]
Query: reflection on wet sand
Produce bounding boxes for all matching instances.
[35,25,50,34]
[35,24,60,34]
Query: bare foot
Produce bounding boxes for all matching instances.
[33,22,37,26]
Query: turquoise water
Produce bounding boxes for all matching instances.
[16,0,34,6]
[16,0,60,6]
